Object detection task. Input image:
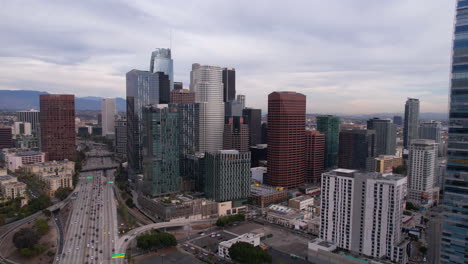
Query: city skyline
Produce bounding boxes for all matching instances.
[0,1,454,114]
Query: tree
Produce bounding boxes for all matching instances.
[125,198,135,208]
[406,202,420,211]
[419,246,428,255]
[229,242,272,264]
[54,187,73,201]
[393,164,407,175]
[13,228,39,249]
[34,218,49,235]
[216,214,246,227]
[156,232,177,247]
[42,209,52,217]
[135,232,176,250]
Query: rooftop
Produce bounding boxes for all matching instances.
[290,195,314,202]
[219,233,261,248]
[250,184,285,196]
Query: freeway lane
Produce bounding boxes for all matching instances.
[59,160,118,264]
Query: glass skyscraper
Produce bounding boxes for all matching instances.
[441,1,468,263]
[317,115,340,170]
[150,48,174,91]
[403,98,420,149]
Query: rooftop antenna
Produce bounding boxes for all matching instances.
[170,29,172,50]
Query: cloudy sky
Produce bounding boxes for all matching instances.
[0,0,456,114]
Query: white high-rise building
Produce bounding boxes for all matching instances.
[12,122,32,136]
[320,169,408,263]
[101,98,116,136]
[407,139,437,207]
[190,64,224,153]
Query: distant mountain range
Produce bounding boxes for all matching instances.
[0,90,126,111]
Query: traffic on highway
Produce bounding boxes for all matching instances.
[59,154,118,264]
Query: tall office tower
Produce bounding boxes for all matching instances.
[174,82,183,90]
[12,122,32,136]
[223,116,249,152]
[204,150,250,202]
[170,103,200,182]
[190,64,224,153]
[407,139,437,207]
[115,118,127,156]
[403,98,420,149]
[16,110,40,134]
[126,69,169,179]
[305,131,325,184]
[418,121,442,143]
[149,48,174,90]
[101,98,116,137]
[367,118,397,156]
[261,123,268,144]
[442,3,468,262]
[250,144,267,167]
[316,115,340,169]
[39,94,76,161]
[320,169,408,263]
[242,108,262,146]
[141,105,179,196]
[338,130,376,170]
[267,91,306,188]
[224,100,243,117]
[237,95,246,109]
[222,68,236,102]
[0,127,13,148]
[170,89,195,104]
[393,115,403,126]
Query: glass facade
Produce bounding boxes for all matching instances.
[150,48,174,91]
[441,2,468,263]
[317,115,340,170]
[141,105,180,196]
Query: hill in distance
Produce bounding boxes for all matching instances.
[0,90,126,111]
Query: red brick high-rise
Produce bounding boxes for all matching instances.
[0,127,13,149]
[266,91,306,188]
[305,131,325,184]
[40,94,76,161]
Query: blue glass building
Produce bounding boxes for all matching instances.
[441,1,468,263]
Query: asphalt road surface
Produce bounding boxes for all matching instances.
[59,165,118,264]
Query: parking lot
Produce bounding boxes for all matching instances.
[225,222,310,259]
[190,231,237,254]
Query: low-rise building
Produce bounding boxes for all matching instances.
[249,184,288,208]
[251,167,267,183]
[0,168,6,176]
[4,151,46,171]
[0,175,27,200]
[288,195,315,211]
[265,204,311,228]
[23,160,74,196]
[218,233,262,259]
[374,155,403,173]
[307,217,321,235]
[218,200,248,216]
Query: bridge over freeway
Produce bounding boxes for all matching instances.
[80,165,119,172]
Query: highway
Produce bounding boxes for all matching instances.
[59,156,118,264]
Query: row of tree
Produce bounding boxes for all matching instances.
[136,232,177,251]
[216,213,245,227]
[229,242,272,264]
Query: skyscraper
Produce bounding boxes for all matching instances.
[442,4,468,261]
[39,94,75,161]
[170,89,195,104]
[305,131,325,184]
[204,150,250,202]
[320,169,408,263]
[115,117,127,156]
[393,115,403,126]
[403,98,420,149]
[237,94,246,109]
[418,121,442,144]
[316,115,340,170]
[338,129,376,170]
[408,139,437,207]
[126,69,167,179]
[0,127,13,149]
[222,68,236,102]
[141,105,180,196]
[242,108,262,146]
[16,110,40,134]
[367,118,397,156]
[223,116,249,152]
[150,48,174,91]
[101,98,116,137]
[174,81,183,90]
[190,64,224,153]
[267,91,306,189]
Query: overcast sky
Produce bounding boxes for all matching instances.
[0,0,456,114]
